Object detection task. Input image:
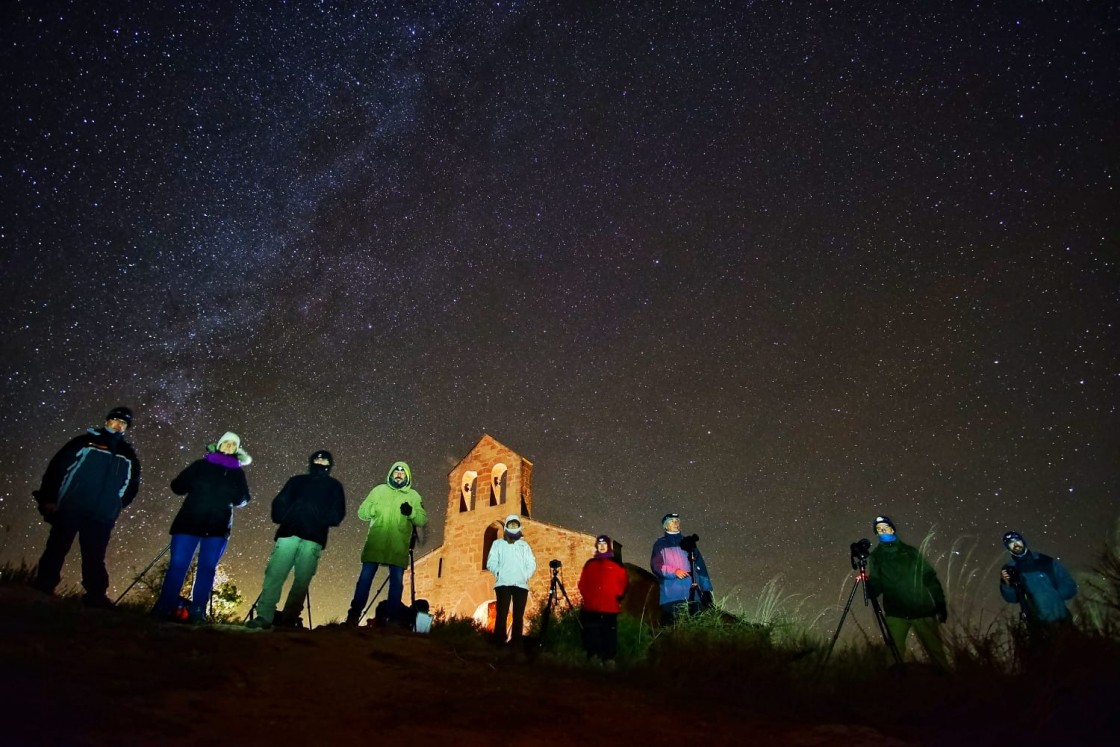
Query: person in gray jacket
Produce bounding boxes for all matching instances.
[486,514,536,651]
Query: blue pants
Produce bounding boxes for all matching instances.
[35,514,114,599]
[348,562,404,619]
[154,534,228,617]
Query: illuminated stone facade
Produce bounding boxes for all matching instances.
[406,434,609,624]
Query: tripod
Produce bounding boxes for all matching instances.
[537,561,579,646]
[824,545,904,667]
[114,542,172,605]
[682,536,713,614]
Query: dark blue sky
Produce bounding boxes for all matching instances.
[1,0,1116,624]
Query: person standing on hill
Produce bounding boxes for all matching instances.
[247,450,346,630]
[577,534,629,665]
[866,515,950,669]
[152,432,251,622]
[650,512,713,625]
[346,461,427,626]
[32,406,141,608]
[486,514,537,654]
[999,530,1078,627]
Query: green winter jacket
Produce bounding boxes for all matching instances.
[358,461,428,566]
[867,539,946,619]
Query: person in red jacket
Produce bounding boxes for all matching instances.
[577,534,630,665]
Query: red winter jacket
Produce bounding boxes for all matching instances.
[578,556,629,613]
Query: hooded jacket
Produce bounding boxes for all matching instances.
[1000,549,1078,623]
[35,426,141,524]
[867,539,946,619]
[271,464,346,549]
[650,532,713,605]
[486,516,537,589]
[358,461,427,566]
[168,448,251,538]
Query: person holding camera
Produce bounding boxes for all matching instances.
[577,534,629,665]
[486,514,536,653]
[346,460,427,626]
[999,530,1077,626]
[650,513,713,626]
[246,450,346,630]
[866,515,950,669]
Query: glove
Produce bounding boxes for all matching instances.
[400,502,413,516]
[935,600,948,624]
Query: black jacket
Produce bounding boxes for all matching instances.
[36,427,141,524]
[271,468,346,548]
[168,453,251,538]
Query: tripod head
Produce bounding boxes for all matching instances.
[849,538,872,573]
[549,558,562,577]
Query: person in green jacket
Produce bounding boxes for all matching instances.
[867,515,950,669]
[345,461,427,625]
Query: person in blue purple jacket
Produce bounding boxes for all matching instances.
[650,512,713,625]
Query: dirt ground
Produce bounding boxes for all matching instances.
[0,585,929,747]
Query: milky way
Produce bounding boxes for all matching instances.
[2,0,1116,625]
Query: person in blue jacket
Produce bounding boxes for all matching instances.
[649,512,713,625]
[999,531,1078,625]
[31,406,141,607]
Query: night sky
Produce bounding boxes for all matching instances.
[2,1,1116,626]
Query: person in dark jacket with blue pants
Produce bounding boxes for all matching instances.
[1000,531,1078,626]
[32,406,141,607]
[246,450,346,629]
[153,432,251,622]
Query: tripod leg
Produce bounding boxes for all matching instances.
[305,590,312,630]
[869,597,904,667]
[824,578,861,664]
[114,542,172,605]
[361,574,392,619]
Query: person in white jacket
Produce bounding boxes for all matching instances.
[486,514,536,651]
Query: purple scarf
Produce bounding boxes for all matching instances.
[206,451,241,469]
[594,550,615,559]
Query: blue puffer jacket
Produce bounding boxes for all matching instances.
[1000,550,1078,623]
[35,427,141,523]
[650,532,712,605]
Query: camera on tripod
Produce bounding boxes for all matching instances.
[549,559,562,572]
[679,534,700,552]
[849,538,872,570]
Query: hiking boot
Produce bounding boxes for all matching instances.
[81,593,114,609]
[345,611,362,627]
[245,617,272,630]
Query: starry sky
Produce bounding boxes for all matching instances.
[1,0,1116,626]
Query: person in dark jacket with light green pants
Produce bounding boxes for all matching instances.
[867,515,950,669]
[247,450,346,630]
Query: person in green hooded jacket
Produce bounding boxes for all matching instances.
[345,461,427,625]
[866,514,950,669]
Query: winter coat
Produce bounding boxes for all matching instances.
[1000,550,1078,623]
[578,556,630,614]
[358,461,427,566]
[168,452,251,538]
[867,539,946,619]
[650,533,713,605]
[35,427,141,524]
[486,535,536,589]
[271,466,346,549]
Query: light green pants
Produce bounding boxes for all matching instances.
[256,536,323,624]
[885,615,950,669]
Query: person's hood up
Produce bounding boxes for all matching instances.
[386,461,412,489]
